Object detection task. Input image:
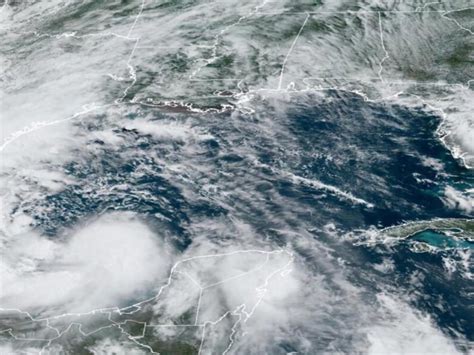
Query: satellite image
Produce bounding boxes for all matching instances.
[0,0,473,354]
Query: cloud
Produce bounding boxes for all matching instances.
[123,117,214,143]
[86,338,147,355]
[0,221,464,354]
[443,186,474,214]
[366,294,460,355]
[0,213,174,314]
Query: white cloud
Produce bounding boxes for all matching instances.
[0,213,174,314]
[87,338,147,355]
[123,118,213,143]
[443,186,474,214]
[366,294,460,355]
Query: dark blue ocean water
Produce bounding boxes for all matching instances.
[22,92,473,350]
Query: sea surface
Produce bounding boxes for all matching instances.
[1,1,473,353]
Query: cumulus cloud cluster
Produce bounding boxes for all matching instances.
[0,215,464,354]
[366,294,460,355]
[0,213,173,314]
[443,186,474,214]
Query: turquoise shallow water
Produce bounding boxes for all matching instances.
[409,229,474,250]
